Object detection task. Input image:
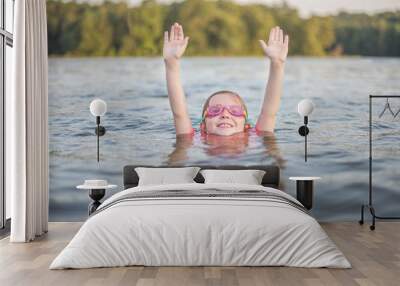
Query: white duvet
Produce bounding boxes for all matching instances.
[50,183,351,269]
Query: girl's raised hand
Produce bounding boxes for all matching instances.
[259,26,289,63]
[163,23,189,62]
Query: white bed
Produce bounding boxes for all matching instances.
[50,183,351,269]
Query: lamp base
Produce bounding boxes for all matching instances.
[88,189,105,215]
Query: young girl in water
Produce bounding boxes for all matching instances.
[163,22,289,136]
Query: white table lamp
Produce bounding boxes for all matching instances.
[297,99,315,162]
[90,99,107,162]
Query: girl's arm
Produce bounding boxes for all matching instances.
[163,23,193,135]
[256,26,289,133]
[167,134,194,165]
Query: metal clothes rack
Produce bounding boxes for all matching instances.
[359,95,400,230]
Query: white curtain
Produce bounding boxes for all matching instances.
[7,0,49,242]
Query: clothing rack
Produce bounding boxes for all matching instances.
[359,95,400,230]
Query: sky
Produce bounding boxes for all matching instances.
[115,0,400,17]
[236,0,400,17]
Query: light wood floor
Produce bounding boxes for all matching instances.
[0,222,399,286]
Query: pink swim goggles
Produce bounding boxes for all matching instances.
[203,104,247,119]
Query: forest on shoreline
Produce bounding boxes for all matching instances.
[47,0,400,57]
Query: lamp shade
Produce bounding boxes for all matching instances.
[297,99,315,117]
[90,99,107,117]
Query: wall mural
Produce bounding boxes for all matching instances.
[47,1,400,222]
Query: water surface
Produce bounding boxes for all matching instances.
[49,57,400,221]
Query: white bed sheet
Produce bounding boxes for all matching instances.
[50,183,350,269]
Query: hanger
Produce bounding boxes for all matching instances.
[394,107,400,118]
[378,98,395,118]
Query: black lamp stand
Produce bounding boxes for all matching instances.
[298,116,310,162]
[95,116,106,162]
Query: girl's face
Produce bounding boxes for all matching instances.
[204,93,246,136]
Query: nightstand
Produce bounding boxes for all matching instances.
[77,180,117,215]
[289,177,321,210]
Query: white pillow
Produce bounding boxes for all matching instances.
[200,169,266,185]
[135,167,200,186]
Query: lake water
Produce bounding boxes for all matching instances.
[48,57,400,222]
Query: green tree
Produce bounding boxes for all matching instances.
[46,0,400,57]
[173,0,246,55]
[120,0,163,56]
[241,5,276,54]
[299,16,335,56]
[47,0,84,55]
[77,6,115,56]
